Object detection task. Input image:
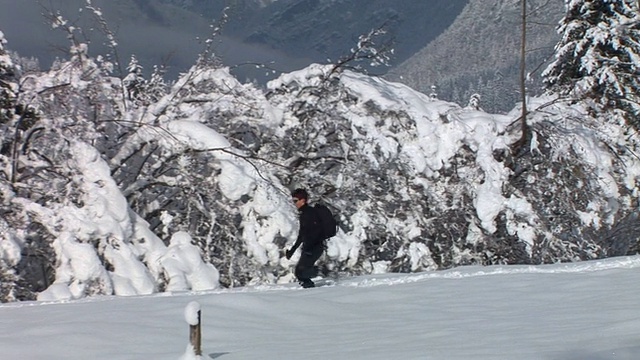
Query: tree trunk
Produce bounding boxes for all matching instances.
[520,0,529,140]
[514,0,532,155]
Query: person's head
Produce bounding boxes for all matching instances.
[292,188,309,209]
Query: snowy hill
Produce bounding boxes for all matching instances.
[2,256,640,359]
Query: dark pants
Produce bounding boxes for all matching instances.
[295,245,323,282]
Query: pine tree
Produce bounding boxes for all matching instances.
[0,29,15,126]
[123,55,146,102]
[543,0,640,127]
[467,93,482,110]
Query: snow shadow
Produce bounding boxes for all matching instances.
[208,352,230,359]
[555,345,640,360]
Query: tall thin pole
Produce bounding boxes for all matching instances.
[520,0,529,147]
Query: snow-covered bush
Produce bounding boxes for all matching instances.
[264,65,640,274]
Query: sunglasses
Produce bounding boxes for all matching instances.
[292,198,302,203]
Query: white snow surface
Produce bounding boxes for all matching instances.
[2,255,640,359]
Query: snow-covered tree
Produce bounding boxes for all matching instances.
[429,85,438,100]
[467,93,482,110]
[106,8,297,287]
[0,30,14,127]
[0,29,31,301]
[146,65,169,103]
[0,11,235,300]
[123,55,146,102]
[112,63,295,287]
[543,0,640,127]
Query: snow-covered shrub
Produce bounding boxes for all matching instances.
[265,65,640,275]
[111,62,296,287]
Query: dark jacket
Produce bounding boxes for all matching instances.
[291,203,324,252]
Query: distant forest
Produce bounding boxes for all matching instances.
[387,0,563,113]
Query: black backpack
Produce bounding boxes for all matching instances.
[314,203,338,240]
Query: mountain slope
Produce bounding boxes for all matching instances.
[239,0,468,69]
[0,0,467,81]
[0,0,212,77]
[386,0,564,113]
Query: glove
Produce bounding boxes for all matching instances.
[285,248,294,260]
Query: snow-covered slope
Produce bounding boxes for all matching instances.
[2,256,640,359]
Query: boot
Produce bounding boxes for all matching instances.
[299,279,315,288]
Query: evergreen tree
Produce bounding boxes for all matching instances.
[123,55,146,102]
[543,0,640,127]
[0,30,22,301]
[466,93,482,110]
[0,30,50,301]
[0,29,15,127]
[146,65,168,103]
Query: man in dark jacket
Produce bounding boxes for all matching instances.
[286,188,324,288]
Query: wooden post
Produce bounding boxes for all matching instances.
[189,310,202,356]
